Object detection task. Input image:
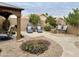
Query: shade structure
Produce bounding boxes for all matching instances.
[0,2,24,40]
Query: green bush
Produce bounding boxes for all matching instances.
[64,8,79,27]
[44,25,51,31]
[29,14,40,26]
[45,16,57,28]
[20,40,50,55]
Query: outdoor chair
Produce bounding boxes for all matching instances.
[57,25,62,30]
[62,25,68,33]
[26,24,33,33]
[56,24,68,33]
[56,24,62,33]
[36,25,43,33]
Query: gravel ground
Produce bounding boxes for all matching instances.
[74,41,79,48]
[0,31,79,57]
[0,36,63,57]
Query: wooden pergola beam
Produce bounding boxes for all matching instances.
[17,15,21,40]
[0,3,24,40]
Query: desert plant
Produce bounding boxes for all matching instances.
[2,19,10,33]
[64,8,79,27]
[44,25,51,31]
[29,14,40,26]
[45,16,57,28]
[20,39,50,55]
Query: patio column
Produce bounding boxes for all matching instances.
[17,15,21,40]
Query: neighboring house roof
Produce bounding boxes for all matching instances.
[0,2,24,10]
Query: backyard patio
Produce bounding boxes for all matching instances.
[0,2,79,57]
[0,31,79,57]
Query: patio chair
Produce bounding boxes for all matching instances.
[26,24,33,33]
[62,25,68,33]
[56,24,63,33]
[36,25,43,33]
[57,25,62,30]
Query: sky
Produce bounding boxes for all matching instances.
[7,2,79,17]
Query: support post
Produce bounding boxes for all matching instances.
[16,15,21,40]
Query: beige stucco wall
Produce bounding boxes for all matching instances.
[0,15,79,35]
[21,16,29,31]
[67,25,79,35]
[9,16,29,31]
[39,15,46,27]
[0,16,5,30]
[55,17,66,25]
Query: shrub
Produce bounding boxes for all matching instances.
[29,14,40,26]
[45,16,57,28]
[20,40,50,55]
[44,25,51,31]
[64,8,79,27]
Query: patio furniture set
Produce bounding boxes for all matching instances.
[26,23,43,33]
[56,24,68,33]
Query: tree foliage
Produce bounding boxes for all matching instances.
[44,25,51,31]
[45,16,56,28]
[29,14,40,26]
[64,8,79,27]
